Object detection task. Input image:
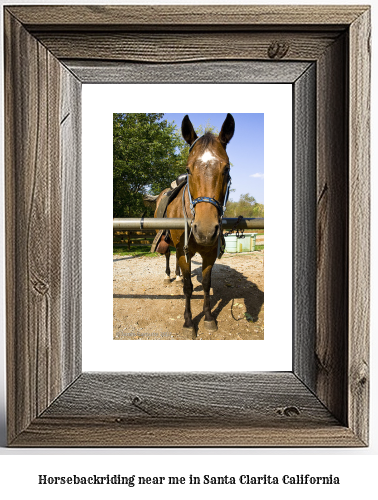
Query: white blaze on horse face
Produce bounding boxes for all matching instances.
[199,150,216,163]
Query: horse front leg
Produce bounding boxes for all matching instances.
[177,248,196,339]
[202,249,218,332]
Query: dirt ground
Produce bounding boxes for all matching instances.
[113,249,264,340]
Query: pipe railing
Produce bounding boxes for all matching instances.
[113,217,264,231]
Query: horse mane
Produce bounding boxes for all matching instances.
[196,132,218,153]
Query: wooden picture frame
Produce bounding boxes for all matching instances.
[4,5,370,447]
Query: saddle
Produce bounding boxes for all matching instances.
[150,174,187,253]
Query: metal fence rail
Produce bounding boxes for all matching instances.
[113,217,264,231]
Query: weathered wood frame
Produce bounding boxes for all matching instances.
[4,5,370,447]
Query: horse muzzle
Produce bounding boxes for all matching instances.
[192,221,220,246]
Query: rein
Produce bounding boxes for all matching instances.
[182,183,193,262]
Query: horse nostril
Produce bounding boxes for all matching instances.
[193,223,198,233]
[213,225,219,238]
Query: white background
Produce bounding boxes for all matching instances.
[0,0,377,498]
[82,83,292,371]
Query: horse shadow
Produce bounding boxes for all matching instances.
[113,255,136,262]
[189,258,264,329]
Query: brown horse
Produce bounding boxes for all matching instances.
[154,114,235,339]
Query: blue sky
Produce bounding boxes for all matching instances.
[163,113,264,204]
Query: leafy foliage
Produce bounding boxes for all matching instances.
[226,193,264,218]
[113,113,185,217]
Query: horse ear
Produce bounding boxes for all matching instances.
[181,115,198,146]
[219,113,235,147]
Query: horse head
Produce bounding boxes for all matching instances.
[181,113,235,246]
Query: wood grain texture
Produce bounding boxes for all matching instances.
[348,9,371,445]
[4,11,81,444]
[7,5,367,30]
[11,419,363,448]
[65,60,311,84]
[35,31,338,63]
[293,64,316,390]
[316,34,348,425]
[5,11,61,442]
[60,67,82,388]
[11,373,363,447]
[41,373,336,422]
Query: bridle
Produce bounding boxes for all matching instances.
[185,136,232,218]
[182,136,232,260]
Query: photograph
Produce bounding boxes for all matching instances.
[113,112,264,340]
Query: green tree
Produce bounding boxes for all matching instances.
[113,113,184,217]
[226,193,264,218]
